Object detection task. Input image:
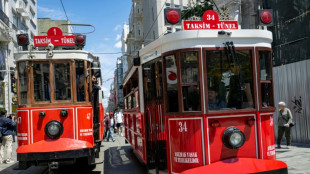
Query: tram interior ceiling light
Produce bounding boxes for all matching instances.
[222,127,245,149]
[16,34,29,51]
[45,121,64,139]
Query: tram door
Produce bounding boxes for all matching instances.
[143,58,167,173]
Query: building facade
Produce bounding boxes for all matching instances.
[121,23,129,79]
[0,0,37,113]
[37,18,72,36]
[126,0,143,69]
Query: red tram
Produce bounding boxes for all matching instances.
[14,27,104,171]
[122,10,287,174]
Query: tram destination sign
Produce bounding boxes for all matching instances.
[34,27,75,47]
[183,10,238,30]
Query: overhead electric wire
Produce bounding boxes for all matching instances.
[60,0,69,21]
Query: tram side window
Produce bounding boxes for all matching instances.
[33,63,50,101]
[165,55,179,112]
[180,52,201,111]
[18,62,27,104]
[206,50,254,110]
[53,63,71,100]
[259,51,274,107]
[76,61,85,102]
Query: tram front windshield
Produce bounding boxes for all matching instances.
[206,50,254,110]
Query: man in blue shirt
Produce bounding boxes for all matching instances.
[208,89,226,110]
[0,110,16,164]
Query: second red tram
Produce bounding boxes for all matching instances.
[14,30,104,171]
[122,16,287,174]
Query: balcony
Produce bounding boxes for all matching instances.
[21,12,30,20]
[16,0,27,13]
[0,9,9,27]
[0,10,10,42]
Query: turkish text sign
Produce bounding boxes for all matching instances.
[34,27,75,47]
[183,10,238,30]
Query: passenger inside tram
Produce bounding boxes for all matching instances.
[208,87,226,110]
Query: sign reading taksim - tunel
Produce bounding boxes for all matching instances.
[34,27,76,47]
[183,10,238,30]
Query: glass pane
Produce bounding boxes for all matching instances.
[165,55,179,112]
[33,63,50,101]
[206,50,254,110]
[124,98,127,109]
[133,93,137,108]
[18,62,27,104]
[261,83,274,107]
[76,61,85,102]
[54,63,71,100]
[259,51,272,80]
[128,95,132,109]
[143,64,154,101]
[155,60,163,98]
[182,86,201,111]
[135,91,139,108]
[180,52,199,83]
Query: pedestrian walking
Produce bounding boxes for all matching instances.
[277,101,293,149]
[104,112,115,142]
[7,114,16,142]
[114,108,124,136]
[0,110,17,164]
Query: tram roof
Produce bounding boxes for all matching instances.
[14,50,98,62]
[139,29,273,64]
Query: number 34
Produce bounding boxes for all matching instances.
[178,121,188,132]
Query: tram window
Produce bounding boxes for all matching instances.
[206,50,254,110]
[124,98,127,109]
[180,52,201,111]
[128,95,132,109]
[53,63,71,100]
[18,62,28,104]
[259,50,274,107]
[165,55,179,112]
[33,63,50,101]
[259,51,272,80]
[76,61,85,102]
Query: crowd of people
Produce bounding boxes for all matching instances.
[104,108,124,142]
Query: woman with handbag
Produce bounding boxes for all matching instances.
[277,101,293,149]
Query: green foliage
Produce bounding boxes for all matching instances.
[181,1,214,20]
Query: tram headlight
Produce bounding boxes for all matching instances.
[45,121,64,139]
[222,127,245,149]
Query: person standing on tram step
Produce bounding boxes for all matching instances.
[115,108,124,136]
[0,110,16,164]
[277,101,293,149]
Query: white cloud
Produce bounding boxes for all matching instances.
[114,41,122,48]
[104,38,110,41]
[114,24,121,31]
[115,34,121,41]
[37,6,66,20]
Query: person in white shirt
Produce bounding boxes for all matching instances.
[114,108,124,136]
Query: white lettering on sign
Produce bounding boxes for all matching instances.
[79,129,93,136]
[174,152,199,163]
[185,23,211,30]
[17,117,21,124]
[17,133,28,140]
[267,144,276,156]
[61,37,75,44]
[178,121,188,132]
[206,14,215,20]
[270,116,274,126]
[35,37,51,44]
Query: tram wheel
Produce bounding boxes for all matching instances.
[19,161,30,170]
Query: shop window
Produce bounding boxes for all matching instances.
[53,63,71,100]
[76,61,85,102]
[18,62,27,104]
[259,51,274,107]
[180,51,201,111]
[206,50,254,110]
[33,63,50,101]
[165,55,178,112]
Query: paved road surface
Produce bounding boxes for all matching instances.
[1,136,310,174]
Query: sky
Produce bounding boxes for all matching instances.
[37,0,132,108]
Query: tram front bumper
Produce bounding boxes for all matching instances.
[181,158,287,174]
[17,138,94,161]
